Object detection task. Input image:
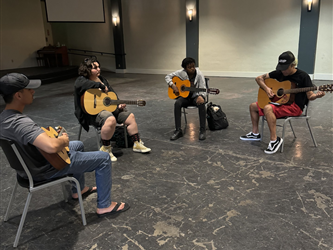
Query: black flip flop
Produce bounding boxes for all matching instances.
[97,202,130,218]
[72,187,97,201]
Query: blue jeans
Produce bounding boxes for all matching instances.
[50,141,112,209]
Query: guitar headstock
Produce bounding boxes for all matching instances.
[137,100,146,106]
[207,88,220,95]
[319,84,333,93]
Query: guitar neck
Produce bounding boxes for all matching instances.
[283,86,317,94]
[110,100,138,105]
[183,87,206,92]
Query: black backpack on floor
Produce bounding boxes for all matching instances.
[206,102,229,130]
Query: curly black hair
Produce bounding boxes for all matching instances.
[78,57,100,78]
[181,57,196,69]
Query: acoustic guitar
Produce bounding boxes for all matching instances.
[168,76,220,99]
[39,126,70,170]
[257,78,332,109]
[81,89,146,115]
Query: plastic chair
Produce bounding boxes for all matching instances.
[260,102,317,152]
[77,124,128,150]
[182,78,210,132]
[0,139,86,247]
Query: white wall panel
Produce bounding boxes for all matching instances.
[122,0,186,73]
[0,0,45,70]
[314,0,333,80]
[199,0,301,77]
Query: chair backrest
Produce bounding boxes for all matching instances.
[303,98,311,116]
[205,78,210,103]
[0,139,35,188]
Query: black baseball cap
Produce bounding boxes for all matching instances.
[0,73,41,96]
[276,51,295,71]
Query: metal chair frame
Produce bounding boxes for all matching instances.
[0,139,86,248]
[260,102,317,152]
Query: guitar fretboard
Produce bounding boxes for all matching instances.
[108,100,138,105]
[283,86,317,94]
[183,87,206,92]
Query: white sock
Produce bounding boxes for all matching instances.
[270,139,277,144]
[253,132,259,136]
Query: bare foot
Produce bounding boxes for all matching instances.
[96,201,125,215]
[72,186,97,199]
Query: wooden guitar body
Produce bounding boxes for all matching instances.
[168,77,191,99]
[168,76,220,100]
[82,89,118,115]
[40,126,70,170]
[257,79,295,109]
[257,79,332,109]
[81,89,146,115]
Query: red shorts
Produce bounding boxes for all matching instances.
[256,102,303,118]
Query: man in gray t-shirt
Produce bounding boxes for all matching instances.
[0,73,130,217]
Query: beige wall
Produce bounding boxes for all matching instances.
[199,0,301,77]
[0,0,46,70]
[50,0,115,71]
[314,0,333,80]
[122,0,186,74]
[0,0,332,80]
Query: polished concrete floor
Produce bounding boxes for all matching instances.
[0,71,332,250]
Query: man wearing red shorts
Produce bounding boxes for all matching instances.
[240,51,325,154]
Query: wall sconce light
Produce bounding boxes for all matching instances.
[113,16,118,26]
[307,0,313,12]
[188,9,193,22]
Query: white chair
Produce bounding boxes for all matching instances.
[260,102,317,152]
[0,139,86,247]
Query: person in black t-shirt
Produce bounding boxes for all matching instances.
[240,51,325,154]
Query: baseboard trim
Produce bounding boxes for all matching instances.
[115,68,333,81]
[313,73,333,81]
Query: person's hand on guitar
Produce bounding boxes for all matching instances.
[265,87,275,98]
[118,104,126,110]
[171,84,179,96]
[103,86,109,93]
[196,95,205,105]
[58,132,70,148]
[315,91,325,99]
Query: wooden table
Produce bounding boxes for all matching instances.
[37,46,69,67]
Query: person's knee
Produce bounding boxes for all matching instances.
[76,141,84,151]
[104,116,116,128]
[98,151,112,167]
[127,113,135,121]
[174,100,183,109]
[249,102,257,111]
[263,105,273,115]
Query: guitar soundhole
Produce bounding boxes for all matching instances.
[103,97,111,107]
[180,85,185,92]
[277,88,284,97]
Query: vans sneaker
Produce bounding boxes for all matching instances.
[133,140,151,153]
[264,137,283,154]
[240,132,261,141]
[100,145,117,162]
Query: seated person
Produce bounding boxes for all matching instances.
[165,57,207,140]
[74,58,151,162]
[240,51,325,154]
[0,73,129,217]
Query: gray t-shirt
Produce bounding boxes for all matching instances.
[0,109,58,180]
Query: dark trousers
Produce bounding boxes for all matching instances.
[174,96,206,131]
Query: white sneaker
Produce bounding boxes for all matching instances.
[100,145,117,161]
[133,140,151,153]
[264,137,283,154]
